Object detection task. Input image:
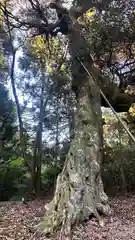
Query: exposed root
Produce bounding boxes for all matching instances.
[37,159,110,238]
[37,81,111,238]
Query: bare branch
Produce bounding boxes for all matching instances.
[0,2,47,33]
[27,0,48,24]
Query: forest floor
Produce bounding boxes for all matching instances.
[0,195,135,239]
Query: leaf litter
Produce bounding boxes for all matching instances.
[0,195,135,239]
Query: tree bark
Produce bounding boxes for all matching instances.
[5,10,24,144]
[118,123,127,194]
[67,92,75,142]
[55,92,60,161]
[10,50,24,141]
[39,13,110,238]
[32,74,45,196]
[39,78,110,238]
[85,56,135,112]
[10,49,33,172]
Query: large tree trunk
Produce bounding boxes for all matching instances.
[39,23,110,239]
[38,1,110,238]
[39,79,110,238]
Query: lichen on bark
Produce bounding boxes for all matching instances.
[38,78,110,238]
[38,3,110,238]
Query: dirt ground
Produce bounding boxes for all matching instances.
[0,195,135,239]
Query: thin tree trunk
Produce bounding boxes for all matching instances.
[33,128,40,195]
[32,74,47,196]
[55,93,60,161]
[10,50,24,141]
[10,50,32,172]
[5,11,24,144]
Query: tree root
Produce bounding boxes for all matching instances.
[37,164,110,239]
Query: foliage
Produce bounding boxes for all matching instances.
[0,157,27,200]
[0,84,20,200]
[103,109,129,147]
[83,2,135,58]
[30,34,63,65]
[87,8,96,19]
[103,147,135,195]
[41,164,61,193]
[129,103,135,118]
[0,23,9,80]
[0,83,17,158]
[0,53,4,68]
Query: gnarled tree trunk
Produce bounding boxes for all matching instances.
[39,78,110,238]
[39,35,110,240]
[39,1,110,238]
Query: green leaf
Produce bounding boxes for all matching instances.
[10,157,25,168]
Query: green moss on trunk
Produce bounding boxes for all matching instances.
[38,10,110,239]
[38,81,110,238]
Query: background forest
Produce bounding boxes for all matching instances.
[1,0,135,239]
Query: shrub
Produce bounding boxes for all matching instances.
[103,147,135,196]
[0,157,27,200]
[41,164,61,194]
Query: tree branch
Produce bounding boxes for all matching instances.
[1,2,47,31]
[88,61,135,112]
[70,0,110,18]
[28,0,48,24]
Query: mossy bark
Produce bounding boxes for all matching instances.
[39,78,110,238]
[38,8,110,240]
